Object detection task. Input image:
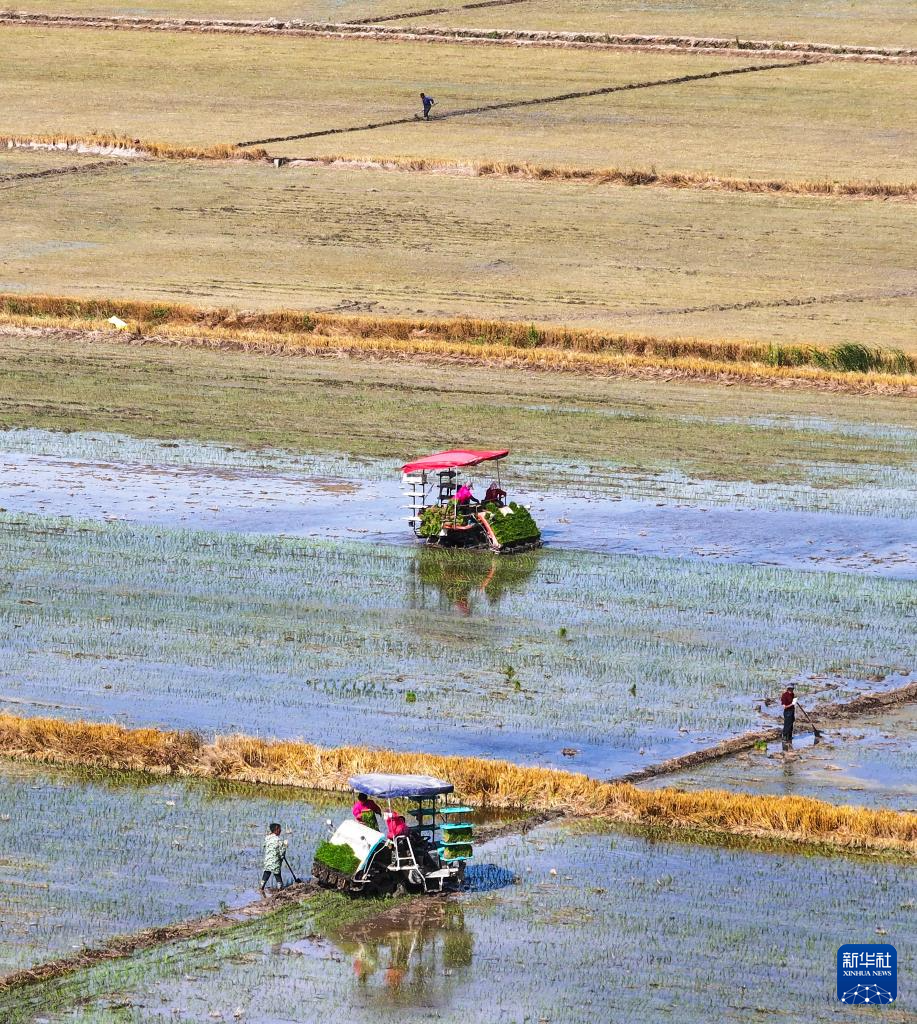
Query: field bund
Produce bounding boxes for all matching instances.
[3,156,917,351]
[1,713,916,855]
[1,0,914,1014]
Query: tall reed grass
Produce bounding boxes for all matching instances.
[302,153,917,201]
[2,293,915,388]
[5,132,914,201]
[1,715,914,853]
[2,133,268,162]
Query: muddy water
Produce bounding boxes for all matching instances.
[642,706,917,811]
[0,760,348,973]
[1,430,915,577]
[20,824,915,1024]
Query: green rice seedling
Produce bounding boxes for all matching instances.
[442,844,473,860]
[481,502,541,547]
[0,512,914,774]
[0,759,347,973]
[4,823,912,1023]
[314,840,360,875]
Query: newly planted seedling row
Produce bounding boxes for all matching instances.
[2,514,912,773]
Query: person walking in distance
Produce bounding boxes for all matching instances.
[260,822,287,895]
[420,92,435,120]
[780,683,797,746]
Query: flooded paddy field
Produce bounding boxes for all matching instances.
[643,706,917,812]
[0,759,346,973]
[3,823,912,1023]
[0,428,915,576]
[2,342,916,513]
[1,512,914,775]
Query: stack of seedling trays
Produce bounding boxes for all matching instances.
[437,804,474,863]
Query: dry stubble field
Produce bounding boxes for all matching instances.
[394,0,917,48]
[3,158,917,348]
[1,28,916,182]
[285,61,917,181]
[5,0,434,20]
[6,0,917,49]
[0,28,726,148]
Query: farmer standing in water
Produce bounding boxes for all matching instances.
[420,92,435,120]
[780,682,797,746]
[260,822,287,895]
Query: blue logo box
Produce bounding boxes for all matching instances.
[837,944,897,1004]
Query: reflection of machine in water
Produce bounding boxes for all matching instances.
[331,899,472,1008]
[411,546,541,615]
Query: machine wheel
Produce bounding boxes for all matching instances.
[312,860,354,892]
[397,868,427,895]
[362,873,399,897]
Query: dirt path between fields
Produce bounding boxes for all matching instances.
[2,323,913,396]
[0,810,549,994]
[615,679,917,784]
[0,159,127,186]
[1,13,914,63]
[237,59,808,146]
[346,0,531,25]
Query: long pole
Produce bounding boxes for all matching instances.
[282,853,302,885]
[797,703,822,738]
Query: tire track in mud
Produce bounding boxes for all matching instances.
[0,159,127,187]
[614,679,917,784]
[237,58,809,146]
[612,286,917,320]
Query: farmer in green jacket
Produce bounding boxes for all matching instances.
[260,822,287,895]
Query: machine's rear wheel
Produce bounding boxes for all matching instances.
[312,860,354,892]
[397,868,427,895]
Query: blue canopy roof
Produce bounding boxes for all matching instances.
[349,773,454,799]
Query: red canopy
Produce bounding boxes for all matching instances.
[402,449,509,474]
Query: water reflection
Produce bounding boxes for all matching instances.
[464,862,517,893]
[331,898,472,1007]
[410,547,541,614]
